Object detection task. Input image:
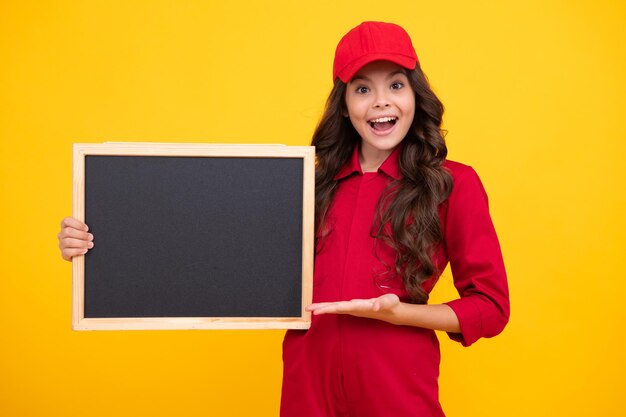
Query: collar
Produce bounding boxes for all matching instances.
[333,143,403,181]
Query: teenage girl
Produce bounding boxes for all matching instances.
[58,21,509,417]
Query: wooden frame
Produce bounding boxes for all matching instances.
[73,143,315,330]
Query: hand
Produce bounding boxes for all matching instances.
[306,294,401,323]
[57,217,94,261]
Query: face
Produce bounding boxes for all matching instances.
[344,60,415,167]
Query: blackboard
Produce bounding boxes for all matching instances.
[72,143,314,330]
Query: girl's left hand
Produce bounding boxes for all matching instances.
[306,294,401,322]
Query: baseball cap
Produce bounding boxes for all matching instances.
[333,21,419,83]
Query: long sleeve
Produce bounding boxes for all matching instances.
[442,163,510,347]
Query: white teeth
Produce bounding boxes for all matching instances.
[370,116,397,123]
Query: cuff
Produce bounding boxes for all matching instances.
[444,297,483,347]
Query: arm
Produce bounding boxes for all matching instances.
[307,294,461,332]
[441,165,510,346]
[308,165,509,344]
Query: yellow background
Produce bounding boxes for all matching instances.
[1,1,624,416]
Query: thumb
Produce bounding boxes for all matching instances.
[375,294,399,311]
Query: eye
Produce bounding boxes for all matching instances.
[355,86,369,94]
[391,82,404,90]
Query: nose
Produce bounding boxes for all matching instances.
[373,89,391,108]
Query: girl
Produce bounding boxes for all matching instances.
[58,21,509,417]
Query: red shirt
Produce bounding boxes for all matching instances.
[281,145,510,417]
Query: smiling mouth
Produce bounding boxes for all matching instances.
[368,116,398,131]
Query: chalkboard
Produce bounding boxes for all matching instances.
[72,143,315,330]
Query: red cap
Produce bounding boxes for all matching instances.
[333,21,419,83]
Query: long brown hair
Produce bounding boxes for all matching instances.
[312,64,453,304]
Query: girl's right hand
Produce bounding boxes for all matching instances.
[57,217,94,261]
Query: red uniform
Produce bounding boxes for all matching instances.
[281,145,510,417]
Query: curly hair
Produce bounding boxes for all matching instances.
[312,64,453,304]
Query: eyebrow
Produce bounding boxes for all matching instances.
[349,70,407,84]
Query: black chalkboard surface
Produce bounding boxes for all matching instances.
[72,143,315,330]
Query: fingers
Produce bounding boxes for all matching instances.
[58,235,94,261]
[61,247,89,262]
[307,301,358,312]
[60,237,94,250]
[307,295,401,317]
[58,217,93,261]
[58,226,93,243]
[305,301,345,315]
[60,216,88,232]
[305,302,334,311]
[306,299,375,315]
